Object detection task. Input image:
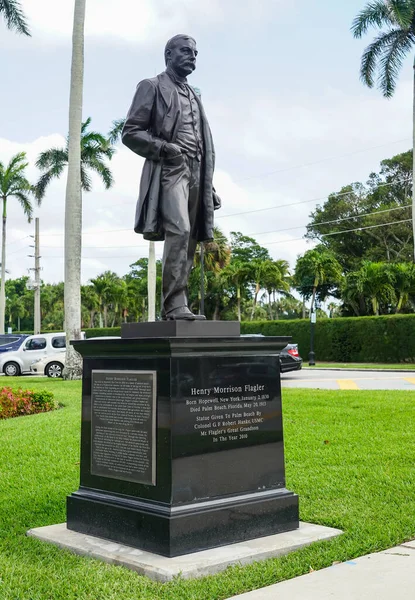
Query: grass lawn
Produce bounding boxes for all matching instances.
[1,378,415,599]
[304,362,415,370]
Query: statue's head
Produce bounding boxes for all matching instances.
[164,34,197,77]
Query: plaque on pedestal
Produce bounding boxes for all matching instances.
[67,332,299,557]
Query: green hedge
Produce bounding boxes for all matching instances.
[18,315,415,363]
[84,327,121,338]
[241,315,415,363]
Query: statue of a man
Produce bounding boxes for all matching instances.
[122,34,221,321]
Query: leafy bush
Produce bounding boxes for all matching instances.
[84,327,121,338]
[242,315,415,363]
[0,387,57,420]
[58,315,415,363]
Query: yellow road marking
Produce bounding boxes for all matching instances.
[337,379,359,390]
[404,378,415,386]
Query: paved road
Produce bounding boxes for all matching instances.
[281,369,415,391]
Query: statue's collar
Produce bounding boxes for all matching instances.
[165,66,188,87]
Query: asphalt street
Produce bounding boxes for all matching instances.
[281,369,415,391]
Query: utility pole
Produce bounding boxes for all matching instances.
[308,298,316,366]
[28,218,41,334]
[34,218,41,334]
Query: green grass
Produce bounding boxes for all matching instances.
[304,362,415,370]
[1,378,415,599]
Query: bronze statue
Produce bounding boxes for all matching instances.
[122,34,221,321]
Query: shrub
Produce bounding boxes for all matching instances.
[241,315,415,363]
[0,387,57,420]
[84,327,121,338]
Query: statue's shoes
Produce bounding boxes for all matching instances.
[164,306,206,321]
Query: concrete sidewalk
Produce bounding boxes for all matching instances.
[227,540,415,599]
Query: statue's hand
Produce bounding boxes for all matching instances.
[162,143,182,158]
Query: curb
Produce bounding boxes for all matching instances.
[302,367,415,373]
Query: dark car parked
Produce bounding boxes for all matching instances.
[240,334,302,373]
[0,334,29,354]
[279,343,302,373]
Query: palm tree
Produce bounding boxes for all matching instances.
[0,153,38,334]
[199,227,231,274]
[90,271,120,328]
[352,1,415,259]
[223,261,251,321]
[194,227,231,318]
[249,259,290,321]
[108,118,125,145]
[35,117,114,199]
[262,259,291,320]
[0,0,30,35]
[294,246,343,313]
[386,261,415,311]
[355,261,396,315]
[81,284,99,328]
[341,271,367,316]
[35,119,114,377]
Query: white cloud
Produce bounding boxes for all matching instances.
[24,0,283,43]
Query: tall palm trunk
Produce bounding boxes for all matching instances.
[0,197,6,334]
[148,241,156,321]
[268,290,273,320]
[250,282,260,320]
[413,56,415,260]
[64,0,86,379]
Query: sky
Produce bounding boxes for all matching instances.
[1,0,413,285]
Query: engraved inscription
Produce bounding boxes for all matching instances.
[91,370,156,485]
[173,359,282,457]
[188,383,275,444]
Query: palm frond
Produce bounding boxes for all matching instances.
[378,29,415,96]
[82,141,115,161]
[82,131,109,147]
[12,191,33,222]
[83,157,114,189]
[351,0,413,37]
[8,176,31,194]
[80,166,92,192]
[0,154,31,198]
[35,148,67,170]
[108,118,126,145]
[34,161,66,199]
[5,151,27,172]
[81,117,92,134]
[359,28,409,88]
[0,0,31,36]
[392,0,415,27]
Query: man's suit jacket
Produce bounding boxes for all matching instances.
[122,71,217,242]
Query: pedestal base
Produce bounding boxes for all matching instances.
[67,487,298,558]
[28,522,343,582]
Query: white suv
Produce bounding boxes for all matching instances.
[0,333,67,376]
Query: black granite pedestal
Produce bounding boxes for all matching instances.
[66,323,299,557]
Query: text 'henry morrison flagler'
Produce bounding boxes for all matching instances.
[191,384,265,396]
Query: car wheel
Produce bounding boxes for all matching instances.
[4,361,21,376]
[46,361,64,378]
